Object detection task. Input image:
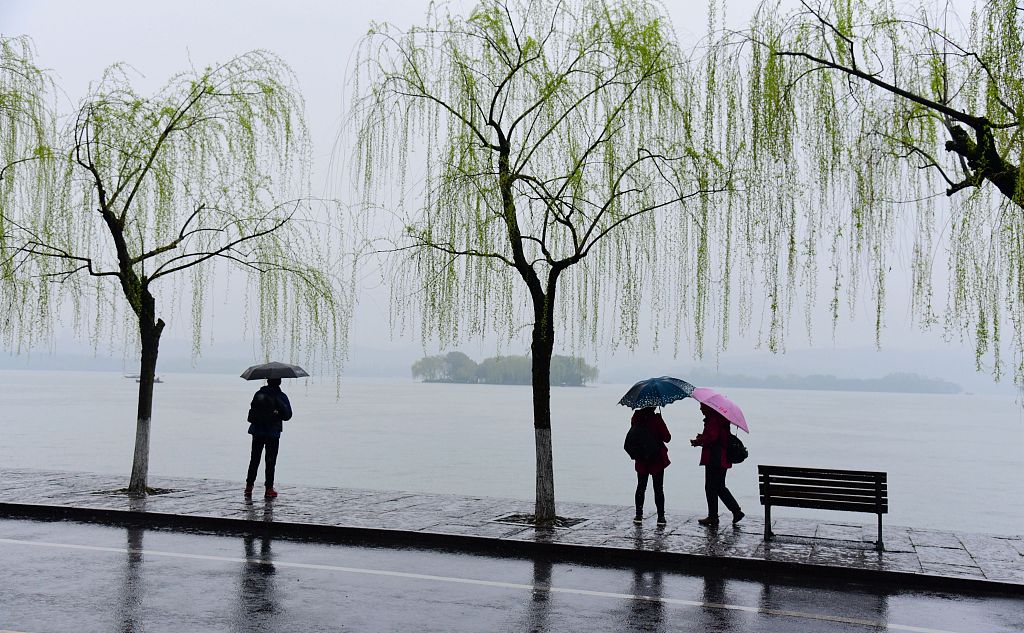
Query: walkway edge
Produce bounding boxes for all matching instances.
[1,501,1019,596]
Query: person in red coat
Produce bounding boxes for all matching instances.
[691,404,744,526]
[631,406,672,525]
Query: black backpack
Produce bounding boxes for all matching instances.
[247,390,278,425]
[624,424,662,460]
[727,431,748,464]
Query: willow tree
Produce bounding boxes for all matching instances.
[352,0,728,522]
[714,0,1024,381]
[0,50,345,494]
[1,36,52,315]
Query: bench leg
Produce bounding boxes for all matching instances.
[764,505,773,540]
[876,514,884,552]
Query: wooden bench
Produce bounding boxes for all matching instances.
[758,465,888,551]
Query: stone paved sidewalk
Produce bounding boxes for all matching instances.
[2,468,1022,591]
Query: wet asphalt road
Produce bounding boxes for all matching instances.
[0,518,1020,632]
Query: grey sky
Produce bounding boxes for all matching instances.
[1,0,1006,391]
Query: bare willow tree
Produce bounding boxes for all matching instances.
[713,0,1024,381]
[352,0,730,522]
[0,49,346,494]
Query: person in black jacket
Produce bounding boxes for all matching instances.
[244,378,292,499]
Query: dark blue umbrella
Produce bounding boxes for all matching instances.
[240,361,310,380]
[618,376,695,409]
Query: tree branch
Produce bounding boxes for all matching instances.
[129,203,208,264]
[773,49,984,128]
[148,213,292,281]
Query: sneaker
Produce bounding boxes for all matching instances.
[264,488,278,499]
[732,510,745,524]
[656,515,667,526]
[697,516,719,526]
[244,485,253,498]
[633,515,643,525]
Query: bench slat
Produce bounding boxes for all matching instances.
[759,466,886,483]
[761,495,888,510]
[759,465,887,477]
[758,475,887,491]
[760,485,887,503]
[759,497,887,513]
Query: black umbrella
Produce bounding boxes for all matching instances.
[240,361,310,380]
[618,376,694,409]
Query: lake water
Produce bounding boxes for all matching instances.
[1,370,1021,536]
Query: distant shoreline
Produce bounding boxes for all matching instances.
[0,366,971,394]
[684,371,962,395]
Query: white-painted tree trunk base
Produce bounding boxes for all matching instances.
[128,417,151,493]
[534,427,555,521]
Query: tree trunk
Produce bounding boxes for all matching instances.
[945,124,1023,209]
[496,134,560,523]
[127,295,164,495]
[531,288,556,523]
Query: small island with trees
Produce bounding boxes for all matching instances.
[413,352,598,386]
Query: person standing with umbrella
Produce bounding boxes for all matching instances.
[629,406,672,525]
[619,377,694,526]
[242,362,306,499]
[690,388,747,526]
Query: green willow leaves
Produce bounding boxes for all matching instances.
[2,50,346,367]
[713,0,1024,382]
[352,0,730,360]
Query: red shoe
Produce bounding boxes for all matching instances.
[264,488,278,499]
[244,485,253,498]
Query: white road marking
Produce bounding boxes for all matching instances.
[0,537,960,633]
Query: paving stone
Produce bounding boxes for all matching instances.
[601,533,677,553]
[957,533,1023,563]
[872,551,924,574]
[807,537,876,552]
[907,529,964,549]
[670,521,724,539]
[1004,538,1024,559]
[545,531,612,548]
[503,528,564,545]
[428,522,528,539]
[815,523,866,542]
[866,526,914,553]
[919,562,987,579]
[978,562,1024,583]
[672,537,732,557]
[808,545,868,567]
[554,501,617,518]
[915,545,977,567]
[716,538,763,558]
[760,540,815,563]
[768,518,819,539]
[1,467,1022,588]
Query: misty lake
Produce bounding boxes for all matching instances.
[2,370,1021,535]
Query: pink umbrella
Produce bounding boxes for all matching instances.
[691,387,749,433]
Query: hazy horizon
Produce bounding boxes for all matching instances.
[3,335,1017,395]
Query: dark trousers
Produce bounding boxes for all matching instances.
[246,436,280,488]
[704,466,741,517]
[635,471,665,516]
